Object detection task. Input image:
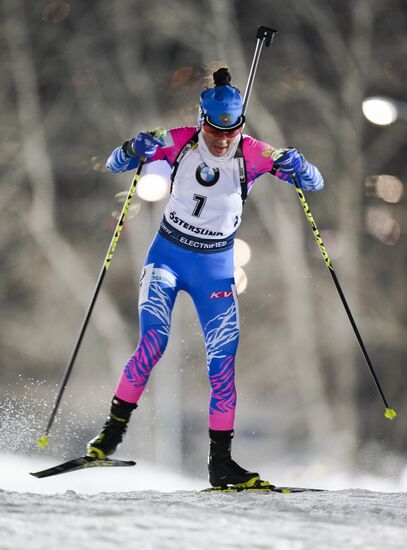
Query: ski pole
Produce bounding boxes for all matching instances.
[37,150,150,448]
[242,26,277,115]
[291,176,396,421]
[248,26,396,422]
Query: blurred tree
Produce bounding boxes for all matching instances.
[0,0,405,472]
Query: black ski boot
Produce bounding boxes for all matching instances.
[86,397,137,459]
[208,429,260,488]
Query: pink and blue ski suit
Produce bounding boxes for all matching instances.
[106,126,324,430]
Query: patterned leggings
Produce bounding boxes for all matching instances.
[115,232,240,430]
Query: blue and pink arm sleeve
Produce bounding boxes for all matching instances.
[106,130,324,192]
[242,135,324,192]
[106,127,198,173]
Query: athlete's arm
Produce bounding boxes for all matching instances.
[271,147,324,192]
[106,132,166,173]
[242,136,324,192]
[106,127,200,174]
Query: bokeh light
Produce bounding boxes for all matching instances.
[365,206,401,246]
[41,2,71,24]
[170,66,197,89]
[234,238,251,267]
[365,175,404,204]
[280,67,306,91]
[234,267,248,294]
[71,71,97,89]
[91,156,108,172]
[111,192,141,220]
[136,161,171,202]
[311,230,345,261]
[136,174,170,202]
[362,97,398,125]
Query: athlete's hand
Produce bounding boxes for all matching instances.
[272,147,304,174]
[123,131,165,159]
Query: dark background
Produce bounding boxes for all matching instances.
[1,0,406,481]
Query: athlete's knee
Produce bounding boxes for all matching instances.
[141,327,169,362]
[125,327,168,387]
[204,307,240,361]
[206,337,239,368]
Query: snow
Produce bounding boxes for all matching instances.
[1,455,406,550]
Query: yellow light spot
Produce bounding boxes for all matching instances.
[385,408,397,420]
[37,435,49,448]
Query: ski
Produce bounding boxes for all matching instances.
[202,486,323,494]
[30,456,136,479]
[202,480,324,494]
[266,485,323,493]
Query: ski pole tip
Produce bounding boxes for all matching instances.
[384,408,397,420]
[37,434,49,448]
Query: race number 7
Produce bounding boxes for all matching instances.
[192,194,207,217]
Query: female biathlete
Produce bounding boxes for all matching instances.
[86,68,324,488]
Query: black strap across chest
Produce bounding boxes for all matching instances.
[170,131,248,204]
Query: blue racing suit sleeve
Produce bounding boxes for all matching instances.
[270,147,324,192]
[106,146,140,173]
[294,159,324,192]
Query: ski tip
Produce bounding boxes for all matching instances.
[385,408,397,420]
[37,434,49,448]
[29,457,137,479]
[117,460,137,466]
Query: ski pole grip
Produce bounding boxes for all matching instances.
[256,26,278,47]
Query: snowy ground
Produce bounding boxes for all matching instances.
[1,455,407,550]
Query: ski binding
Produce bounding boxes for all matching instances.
[202,478,323,494]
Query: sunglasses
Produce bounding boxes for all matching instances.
[202,123,243,139]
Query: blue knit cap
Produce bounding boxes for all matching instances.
[200,85,244,130]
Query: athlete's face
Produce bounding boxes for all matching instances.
[201,124,242,157]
